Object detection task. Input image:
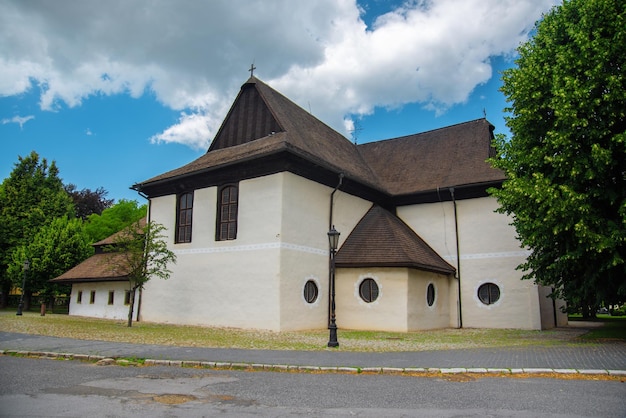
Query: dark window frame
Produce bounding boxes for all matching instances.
[426,283,435,307]
[359,278,379,303]
[108,291,115,305]
[90,291,96,304]
[303,280,319,303]
[124,290,131,305]
[77,291,82,304]
[175,191,194,243]
[216,184,239,241]
[478,282,501,305]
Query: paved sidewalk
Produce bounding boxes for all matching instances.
[1,331,625,375]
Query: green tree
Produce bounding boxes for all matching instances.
[106,220,176,327]
[490,0,626,317]
[84,199,147,242]
[0,151,75,307]
[8,217,92,310]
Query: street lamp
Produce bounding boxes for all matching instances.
[16,259,29,316]
[327,226,340,347]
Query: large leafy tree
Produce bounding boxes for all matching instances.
[490,0,626,316]
[8,217,92,309]
[84,199,147,242]
[0,151,75,307]
[65,184,114,220]
[106,220,176,327]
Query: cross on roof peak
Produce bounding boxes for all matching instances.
[248,63,257,77]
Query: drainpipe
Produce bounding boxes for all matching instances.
[328,173,344,326]
[450,187,462,328]
[329,173,344,229]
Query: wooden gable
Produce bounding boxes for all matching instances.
[209,80,284,151]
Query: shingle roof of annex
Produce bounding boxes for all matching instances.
[334,205,455,274]
[50,218,146,284]
[50,252,130,283]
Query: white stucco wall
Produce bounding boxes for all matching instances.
[69,281,138,321]
[278,173,372,331]
[336,268,454,332]
[141,172,372,331]
[407,270,453,331]
[336,268,409,332]
[398,197,549,330]
[141,176,283,330]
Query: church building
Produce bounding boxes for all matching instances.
[56,76,568,331]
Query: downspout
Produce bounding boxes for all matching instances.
[450,187,462,328]
[329,173,344,230]
[328,173,344,326]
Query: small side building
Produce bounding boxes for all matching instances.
[50,220,145,321]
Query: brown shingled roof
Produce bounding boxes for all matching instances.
[335,206,455,274]
[357,119,505,196]
[50,252,130,283]
[50,218,146,284]
[134,77,381,192]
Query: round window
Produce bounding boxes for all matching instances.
[303,280,318,303]
[478,283,500,305]
[359,278,379,303]
[426,283,435,307]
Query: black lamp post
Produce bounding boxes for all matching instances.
[16,259,29,316]
[327,226,340,347]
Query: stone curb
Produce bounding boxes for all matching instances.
[2,349,624,377]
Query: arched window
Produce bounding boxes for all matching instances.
[478,282,501,305]
[359,278,379,303]
[176,192,193,243]
[217,185,238,240]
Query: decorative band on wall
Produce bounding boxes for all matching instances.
[172,242,327,256]
[443,250,532,261]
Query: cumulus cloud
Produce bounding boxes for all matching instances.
[1,115,35,129]
[0,0,558,149]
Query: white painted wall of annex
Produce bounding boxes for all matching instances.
[335,268,454,332]
[69,281,138,321]
[336,268,409,332]
[407,270,455,330]
[398,197,548,330]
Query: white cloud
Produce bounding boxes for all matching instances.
[0,0,558,148]
[1,115,35,129]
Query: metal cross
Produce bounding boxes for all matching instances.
[249,63,256,77]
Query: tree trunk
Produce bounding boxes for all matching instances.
[0,281,10,309]
[127,288,136,327]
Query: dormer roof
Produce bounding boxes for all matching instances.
[335,205,455,274]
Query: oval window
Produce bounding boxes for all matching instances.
[359,278,379,303]
[426,283,435,307]
[303,280,318,303]
[478,283,500,305]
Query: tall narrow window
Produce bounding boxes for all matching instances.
[217,185,238,240]
[176,192,193,243]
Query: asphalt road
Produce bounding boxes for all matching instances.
[0,356,624,417]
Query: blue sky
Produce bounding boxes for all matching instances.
[1,0,559,203]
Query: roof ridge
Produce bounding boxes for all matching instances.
[358,118,492,146]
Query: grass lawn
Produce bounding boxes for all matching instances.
[568,314,626,341]
[2,310,623,352]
